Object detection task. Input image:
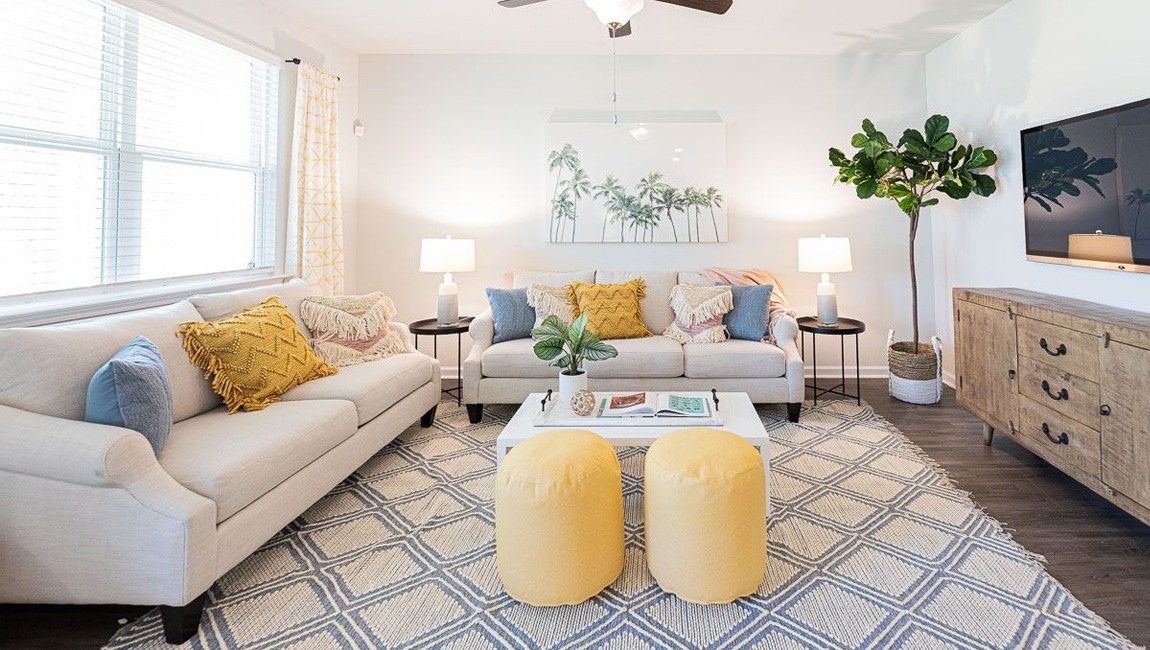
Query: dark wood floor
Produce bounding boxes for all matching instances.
[3,380,1148,649]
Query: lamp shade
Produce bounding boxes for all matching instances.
[1068,231,1133,264]
[583,0,645,26]
[798,236,853,273]
[419,238,475,273]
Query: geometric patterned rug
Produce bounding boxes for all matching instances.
[105,400,1140,649]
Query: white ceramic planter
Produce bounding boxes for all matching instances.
[558,370,588,406]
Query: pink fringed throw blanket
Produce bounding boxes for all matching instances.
[700,267,797,345]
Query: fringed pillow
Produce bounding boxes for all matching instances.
[527,284,575,328]
[664,285,733,344]
[300,293,408,368]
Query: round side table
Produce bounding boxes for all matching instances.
[410,317,474,405]
[797,316,866,405]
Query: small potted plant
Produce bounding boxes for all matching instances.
[531,313,618,404]
[830,115,998,404]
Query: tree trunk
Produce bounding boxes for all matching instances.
[601,212,609,242]
[909,209,921,350]
[668,210,679,242]
[571,201,577,243]
[710,207,720,241]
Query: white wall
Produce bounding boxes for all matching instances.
[357,54,930,373]
[142,0,361,291]
[926,0,1150,380]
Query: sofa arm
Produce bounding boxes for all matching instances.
[773,315,806,403]
[464,310,495,404]
[0,405,217,606]
[390,321,417,353]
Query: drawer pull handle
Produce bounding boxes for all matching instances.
[1041,380,1069,401]
[1101,404,1112,416]
[1039,338,1067,357]
[1041,423,1069,445]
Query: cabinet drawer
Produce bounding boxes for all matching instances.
[1017,316,1099,381]
[1018,356,1100,430]
[1019,397,1102,479]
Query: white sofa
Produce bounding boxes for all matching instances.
[0,279,440,644]
[463,270,804,423]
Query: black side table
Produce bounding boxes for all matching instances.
[410,317,474,405]
[797,316,866,405]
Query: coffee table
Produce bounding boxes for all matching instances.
[497,392,770,496]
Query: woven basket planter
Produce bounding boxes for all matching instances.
[887,330,943,405]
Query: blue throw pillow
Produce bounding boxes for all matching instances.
[721,285,775,341]
[85,336,174,456]
[486,287,536,344]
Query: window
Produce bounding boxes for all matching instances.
[0,0,280,300]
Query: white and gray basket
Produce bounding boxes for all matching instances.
[887,330,943,405]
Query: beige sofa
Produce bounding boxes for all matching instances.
[0,279,440,643]
[464,270,804,423]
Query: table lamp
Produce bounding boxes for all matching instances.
[420,236,475,324]
[798,235,853,326]
[1068,231,1133,264]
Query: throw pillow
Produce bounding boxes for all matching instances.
[301,293,407,367]
[527,284,575,327]
[177,296,337,413]
[569,279,652,340]
[664,285,733,344]
[722,285,775,342]
[85,336,174,456]
[486,287,535,343]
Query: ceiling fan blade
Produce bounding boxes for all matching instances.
[498,0,551,7]
[608,22,632,38]
[653,0,732,14]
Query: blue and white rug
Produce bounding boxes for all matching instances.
[106,400,1139,649]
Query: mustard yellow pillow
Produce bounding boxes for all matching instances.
[569,279,652,340]
[177,297,337,413]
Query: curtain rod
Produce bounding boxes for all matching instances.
[284,58,341,82]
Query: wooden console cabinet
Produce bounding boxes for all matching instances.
[954,288,1150,526]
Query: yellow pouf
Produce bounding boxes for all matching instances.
[495,429,624,606]
[645,428,767,604]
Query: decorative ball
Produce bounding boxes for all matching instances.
[571,389,596,416]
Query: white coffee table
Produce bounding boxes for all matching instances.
[497,391,770,487]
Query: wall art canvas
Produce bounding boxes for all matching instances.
[544,121,728,243]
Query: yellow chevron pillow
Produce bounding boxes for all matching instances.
[569,279,653,340]
[177,296,337,413]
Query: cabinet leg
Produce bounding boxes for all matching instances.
[983,423,995,446]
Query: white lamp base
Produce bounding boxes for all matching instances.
[817,273,839,325]
[437,272,460,324]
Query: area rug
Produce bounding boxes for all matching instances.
[106,400,1139,649]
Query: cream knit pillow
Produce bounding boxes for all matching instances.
[663,285,733,344]
[300,293,407,367]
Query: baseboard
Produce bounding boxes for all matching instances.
[942,370,956,389]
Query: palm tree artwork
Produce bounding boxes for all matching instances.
[1126,188,1150,239]
[545,143,726,243]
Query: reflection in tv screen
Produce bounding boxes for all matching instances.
[1022,98,1150,270]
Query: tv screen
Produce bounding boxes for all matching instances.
[1022,97,1150,273]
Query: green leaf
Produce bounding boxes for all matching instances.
[533,339,565,361]
[829,148,848,166]
[921,198,940,207]
[567,313,588,348]
[850,133,868,148]
[934,133,958,152]
[972,173,996,197]
[862,118,877,137]
[581,339,618,362]
[924,114,950,145]
[857,180,878,199]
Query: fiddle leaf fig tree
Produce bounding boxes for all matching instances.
[829,114,998,349]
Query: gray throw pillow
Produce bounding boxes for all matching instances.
[722,285,775,341]
[486,287,536,343]
[85,336,174,456]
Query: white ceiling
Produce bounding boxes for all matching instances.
[272,0,1014,56]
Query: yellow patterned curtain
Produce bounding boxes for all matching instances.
[290,62,344,295]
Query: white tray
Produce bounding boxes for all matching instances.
[531,391,725,428]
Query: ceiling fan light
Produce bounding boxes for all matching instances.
[583,0,645,27]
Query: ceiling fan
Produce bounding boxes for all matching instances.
[498,0,732,38]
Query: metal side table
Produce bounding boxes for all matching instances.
[797,316,866,405]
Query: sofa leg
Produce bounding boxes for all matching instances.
[467,404,483,424]
[420,405,437,428]
[787,402,801,423]
[160,592,207,645]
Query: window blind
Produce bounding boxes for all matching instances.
[0,0,279,299]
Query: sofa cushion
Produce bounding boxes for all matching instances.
[482,339,555,378]
[683,340,786,379]
[0,300,220,423]
[190,278,313,338]
[596,271,678,334]
[160,400,357,522]
[587,337,684,379]
[512,270,594,289]
[282,353,434,425]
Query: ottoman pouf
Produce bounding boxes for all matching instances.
[645,428,767,604]
[495,429,624,606]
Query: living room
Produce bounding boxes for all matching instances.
[2,0,1149,648]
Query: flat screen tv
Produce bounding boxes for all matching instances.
[1022,97,1150,274]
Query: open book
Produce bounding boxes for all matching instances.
[597,392,710,418]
